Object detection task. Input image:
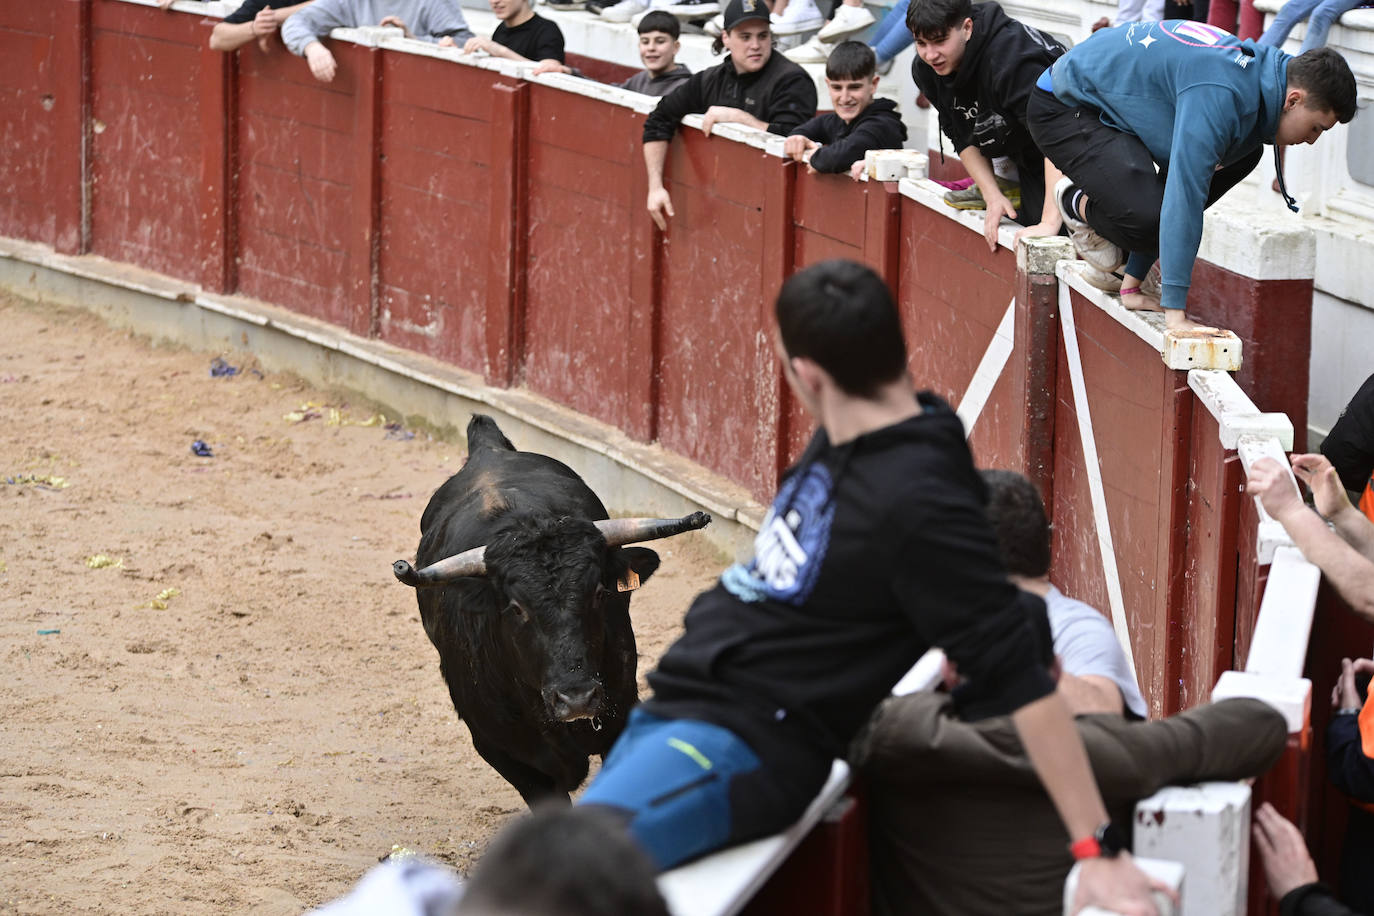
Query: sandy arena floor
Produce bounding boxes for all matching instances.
[0,293,725,914]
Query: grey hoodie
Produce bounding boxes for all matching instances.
[282,0,472,55]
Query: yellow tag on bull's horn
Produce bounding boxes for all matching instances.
[617,569,641,593]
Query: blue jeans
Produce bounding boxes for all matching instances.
[870,0,912,64]
[1259,0,1360,53]
[579,708,823,870]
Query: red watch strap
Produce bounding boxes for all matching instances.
[1070,836,1102,860]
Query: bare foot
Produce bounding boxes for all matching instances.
[1164,310,1207,333]
[1120,290,1162,312]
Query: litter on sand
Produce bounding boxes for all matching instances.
[147,587,181,610]
[5,474,69,489]
[86,554,123,569]
[209,358,240,378]
[37,629,60,635]
[190,440,214,458]
[384,422,415,441]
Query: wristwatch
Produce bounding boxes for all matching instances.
[1070,822,1126,860]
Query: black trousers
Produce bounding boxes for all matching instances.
[1025,85,1261,261]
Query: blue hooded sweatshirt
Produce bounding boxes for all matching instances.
[1047,21,1290,311]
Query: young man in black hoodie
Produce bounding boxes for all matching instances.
[641,0,817,230]
[578,259,1172,915]
[909,0,1066,252]
[783,42,907,178]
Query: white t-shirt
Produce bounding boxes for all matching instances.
[1045,585,1148,718]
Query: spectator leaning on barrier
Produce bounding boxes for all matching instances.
[209,0,315,52]
[860,681,1287,915]
[618,12,692,98]
[908,0,1068,253]
[1323,374,1374,523]
[783,42,907,179]
[1026,24,1357,332]
[1259,0,1364,55]
[456,0,565,67]
[640,0,818,230]
[281,0,473,82]
[1247,452,1374,622]
[978,468,1148,719]
[1255,802,1366,916]
[577,258,1175,915]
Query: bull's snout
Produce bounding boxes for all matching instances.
[545,683,604,722]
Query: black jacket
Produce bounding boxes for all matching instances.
[1322,373,1374,494]
[493,14,564,63]
[911,1,1063,162]
[643,393,1056,785]
[790,99,907,173]
[1281,885,1363,916]
[642,50,817,142]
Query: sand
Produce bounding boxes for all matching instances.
[0,293,723,914]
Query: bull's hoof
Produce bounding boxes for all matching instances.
[393,559,420,586]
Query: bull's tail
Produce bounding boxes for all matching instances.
[467,414,517,455]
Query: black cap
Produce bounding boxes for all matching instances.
[722,0,769,31]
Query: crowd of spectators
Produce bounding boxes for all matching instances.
[156,0,1370,910]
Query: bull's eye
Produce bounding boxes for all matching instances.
[506,601,529,623]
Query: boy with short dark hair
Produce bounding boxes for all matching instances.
[619,12,692,97]
[783,41,907,177]
[908,0,1067,252]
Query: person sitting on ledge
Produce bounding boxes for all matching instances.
[783,41,907,179]
[618,12,692,98]
[452,0,565,69]
[208,0,316,53]
[640,0,818,230]
[575,258,1175,915]
[1026,24,1357,332]
[281,0,473,82]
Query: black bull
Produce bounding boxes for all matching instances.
[393,415,710,805]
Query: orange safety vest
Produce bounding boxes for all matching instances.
[1360,476,1374,524]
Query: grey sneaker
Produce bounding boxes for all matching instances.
[1054,177,1125,273]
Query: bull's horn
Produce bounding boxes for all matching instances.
[595,511,712,547]
[392,545,487,588]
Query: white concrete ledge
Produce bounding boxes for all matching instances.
[1212,669,1312,735]
[1237,434,1300,563]
[1134,782,1250,916]
[1189,369,1294,450]
[1066,858,1183,916]
[1198,199,1316,282]
[1245,545,1322,680]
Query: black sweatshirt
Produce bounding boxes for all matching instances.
[911,1,1063,161]
[790,98,907,173]
[1322,373,1374,495]
[643,393,1056,783]
[493,14,564,63]
[642,50,818,142]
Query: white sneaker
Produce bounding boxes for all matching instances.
[703,11,723,34]
[662,0,719,16]
[1081,265,1122,293]
[816,3,874,42]
[1054,177,1125,273]
[770,0,823,35]
[601,0,648,22]
[784,36,830,63]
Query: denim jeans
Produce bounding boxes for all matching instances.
[1258,0,1360,53]
[870,0,912,65]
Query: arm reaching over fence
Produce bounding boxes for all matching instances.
[1247,455,1374,621]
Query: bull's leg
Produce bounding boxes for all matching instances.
[469,732,570,808]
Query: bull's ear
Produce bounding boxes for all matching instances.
[619,547,661,585]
